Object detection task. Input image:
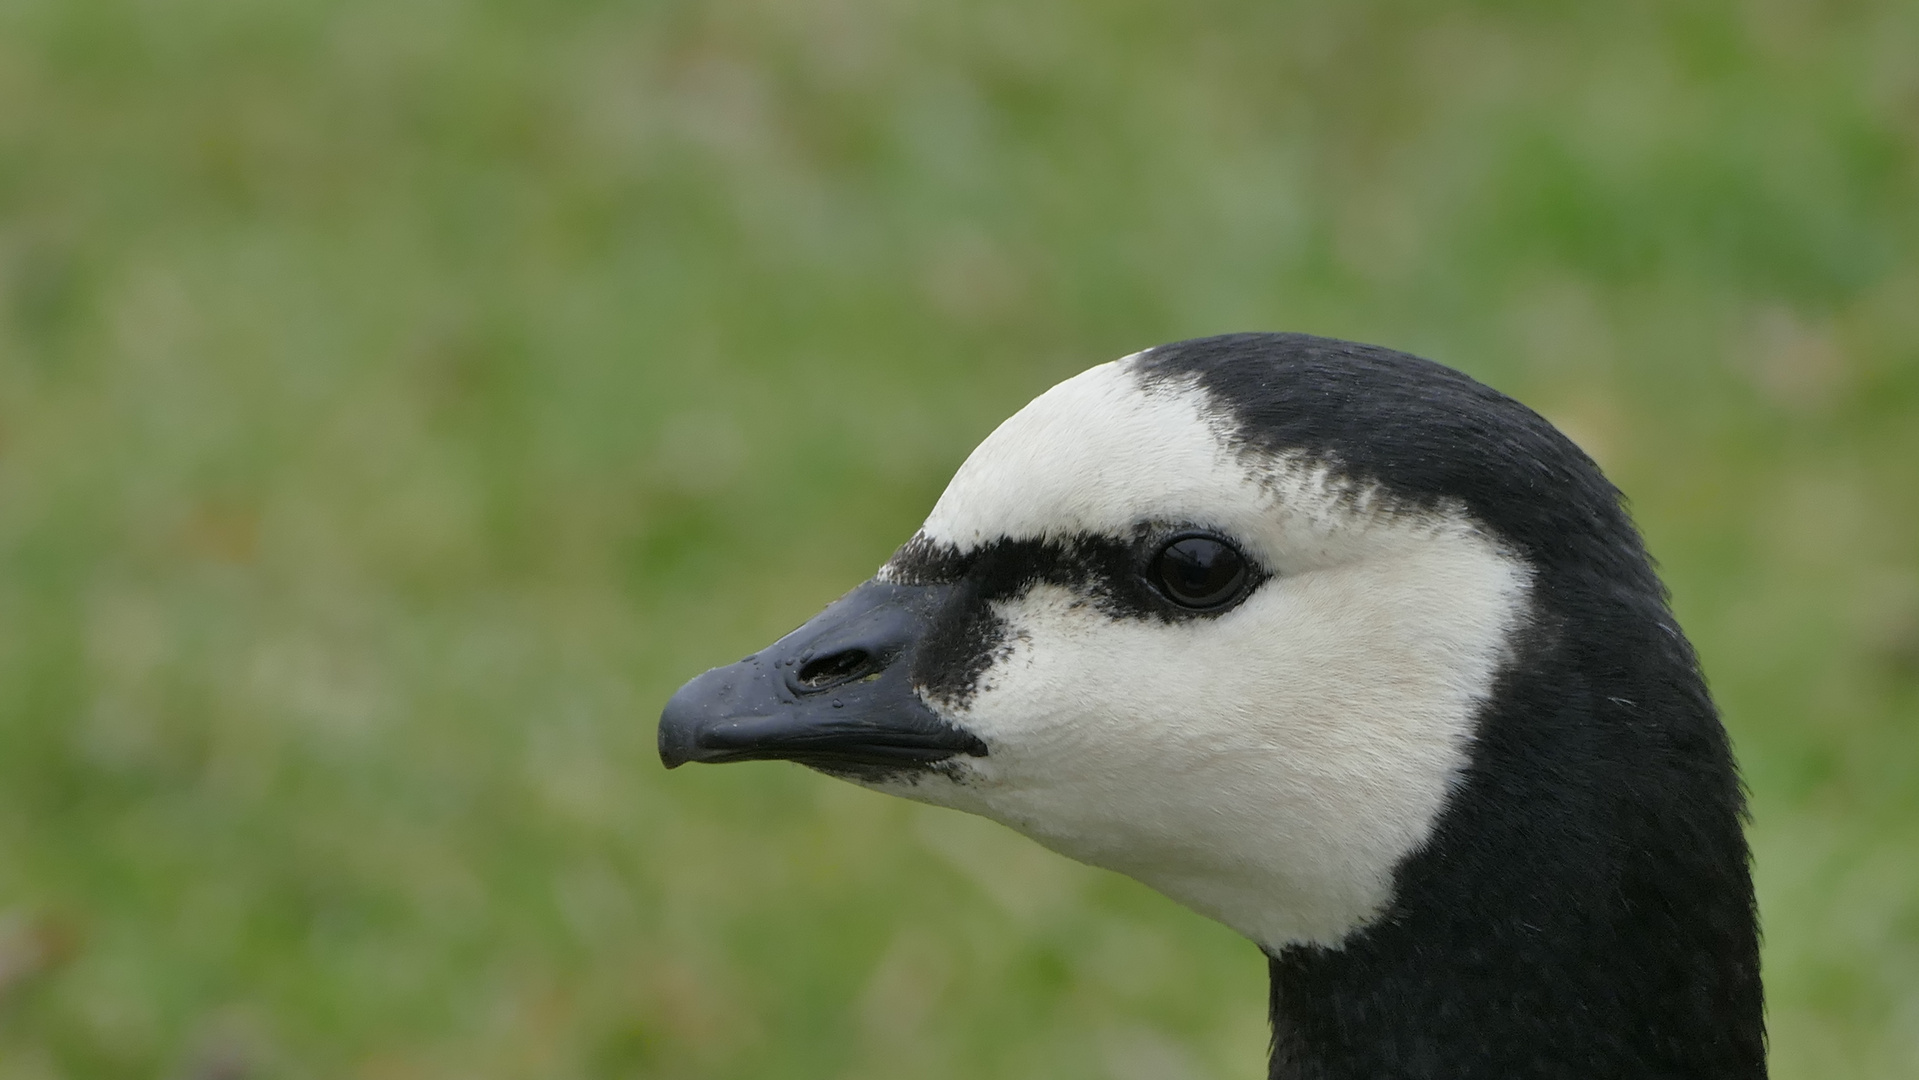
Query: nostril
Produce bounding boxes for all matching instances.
[795,648,876,690]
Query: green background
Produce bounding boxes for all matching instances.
[2,0,1916,1076]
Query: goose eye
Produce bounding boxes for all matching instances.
[1151,535,1249,609]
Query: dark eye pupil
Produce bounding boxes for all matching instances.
[1153,536,1248,608]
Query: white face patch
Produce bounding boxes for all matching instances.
[869,357,1532,952]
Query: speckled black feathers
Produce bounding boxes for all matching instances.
[1141,334,1763,1079]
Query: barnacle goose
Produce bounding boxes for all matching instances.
[658,332,1765,1079]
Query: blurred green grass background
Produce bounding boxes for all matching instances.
[1,0,1916,1076]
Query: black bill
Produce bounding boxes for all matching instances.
[657,580,987,773]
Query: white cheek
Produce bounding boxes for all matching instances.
[886,520,1529,952]
[865,352,1532,950]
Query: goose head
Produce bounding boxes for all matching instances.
[658,332,1764,1077]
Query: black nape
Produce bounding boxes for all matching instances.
[1266,606,1757,1074]
[1124,335,1767,1079]
[1262,545,1763,1079]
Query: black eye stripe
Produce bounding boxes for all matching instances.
[886,527,1261,620]
[889,527,1260,702]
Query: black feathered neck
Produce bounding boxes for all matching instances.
[1140,335,1764,1079]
